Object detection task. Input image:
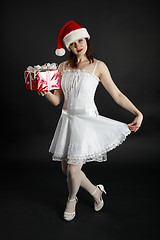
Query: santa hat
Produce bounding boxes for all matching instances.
[55,21,90,56]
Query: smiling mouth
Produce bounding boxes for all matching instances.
[77,49,83,53]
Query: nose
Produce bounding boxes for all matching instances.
[75,41,80,49]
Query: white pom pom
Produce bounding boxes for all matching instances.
[55,48,66,56]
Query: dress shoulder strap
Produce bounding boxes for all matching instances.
[92,60,99,75]
[63,61,67,71]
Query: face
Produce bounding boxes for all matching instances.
[69,38,87,56]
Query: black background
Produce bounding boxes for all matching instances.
[1,1,160,240]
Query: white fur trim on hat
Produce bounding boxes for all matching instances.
[55,48,66,56]
[63,28,90,50]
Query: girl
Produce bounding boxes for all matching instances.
[38,21,143,221]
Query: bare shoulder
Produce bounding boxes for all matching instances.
[96,60,109,72]
[94,59,110,79]
[58,61,67,72]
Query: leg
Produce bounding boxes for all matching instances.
[67,163,83,199]
[61,160,95,194]
[61,159,68,175]
[80,170,96,195]
[64,163,83,214]
[80,170,103,205]
[61,159,101,203]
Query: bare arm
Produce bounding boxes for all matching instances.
[39,62,64,106]
[97,61,143,132]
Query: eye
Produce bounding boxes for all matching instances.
[70,43,73,46]
[78,39,83,43]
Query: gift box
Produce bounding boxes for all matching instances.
[24,63,60,92]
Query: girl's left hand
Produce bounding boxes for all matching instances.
[128,113,143,133]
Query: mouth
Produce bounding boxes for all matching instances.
[77,48,83,53]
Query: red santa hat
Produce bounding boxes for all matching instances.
[55,20,90,56]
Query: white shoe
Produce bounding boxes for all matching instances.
[91,184,107,211]
[63,196,78,221]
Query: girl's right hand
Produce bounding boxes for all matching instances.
[38,91,48,97]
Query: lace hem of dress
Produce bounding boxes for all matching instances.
[51,129,131,165]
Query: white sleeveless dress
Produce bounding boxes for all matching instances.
[49,61,131,165]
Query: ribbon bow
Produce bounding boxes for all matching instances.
[27,62,58,71]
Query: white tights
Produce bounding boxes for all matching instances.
[61,160,101,213]
[61,160,96,198]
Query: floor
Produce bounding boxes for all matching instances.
[0,158,159,240]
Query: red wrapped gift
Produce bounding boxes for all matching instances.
[24,63,60,92]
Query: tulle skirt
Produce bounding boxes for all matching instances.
[49,108,131,165]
